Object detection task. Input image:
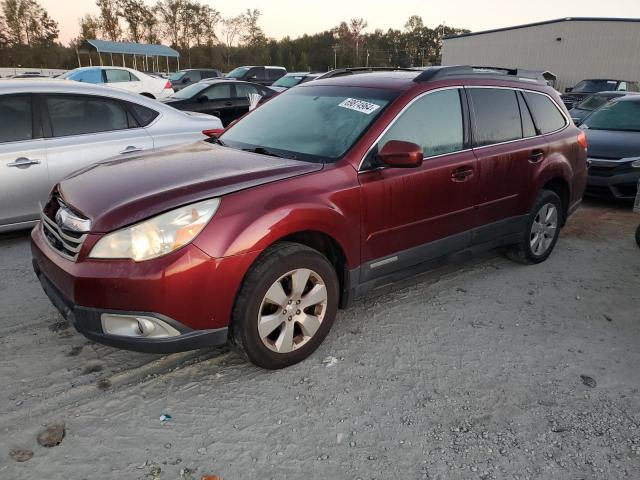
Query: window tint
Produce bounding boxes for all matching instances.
[235,83,259,98]
[201,70,218,79]
[66,68,103,83]
[268,69,284,80]
[185,71,200,82]
[127,102,159,127]
[469,88,521,147]
[46,96,129,137]
[379,89,464,158]
[203,84,232,100]
[524,92,566,134]
[517,92,537,137]
[105,69,131,83]
[251,68,266,80]
[0,95,32,143]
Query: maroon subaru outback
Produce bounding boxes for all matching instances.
[32,66,588,369]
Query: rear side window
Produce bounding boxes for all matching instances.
[469,88,522,147]
[105,69,131,83]
[127,102,159,127]
[235,83,259,98]
[379,89,464,158]
[0,95,32,143]
[524,92,567,134]
[46,96,129,137]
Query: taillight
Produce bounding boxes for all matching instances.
[164,80,172,89]
[577,131,588,150]
[202,128,225,138]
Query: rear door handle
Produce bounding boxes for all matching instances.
[225,101,233,106]
[119,146,143,155]
[7,157,41,168]
[529,150,545,163]
[451,166,474,182]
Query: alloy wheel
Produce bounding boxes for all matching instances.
[530,203,558,256]
[257,268,328,354]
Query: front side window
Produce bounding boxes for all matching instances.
[272,75,304,88]
[469,88,522,147]
[62,68,103,84]
[170,83,208,100]
[268,69,285,81]
[378,89,464,158]
[46,96,129,137]
[524,92,567,134]
[226,67,250,79]
[617,82,627,91]
[0,95,32,143]
[221,85,397,162]
[203,84,232,100]
[105,69,131,83]
[583,100,640,132]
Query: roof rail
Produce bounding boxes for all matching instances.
[414,66,547,84]
[316,66,422,80]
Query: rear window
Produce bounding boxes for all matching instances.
[0,95,32,143]
[572,80,618,93]
[469,88,522,147]
[524,92,567,134]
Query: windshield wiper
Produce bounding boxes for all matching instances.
[242,146,285,158]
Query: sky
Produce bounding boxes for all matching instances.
[39,0,640,45]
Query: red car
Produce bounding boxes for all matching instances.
[32,66,588,369]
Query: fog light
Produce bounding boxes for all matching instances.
[101,314,181,338]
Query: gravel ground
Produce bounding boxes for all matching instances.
[1,199,639,480]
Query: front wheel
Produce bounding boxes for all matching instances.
[230,242,339,369]
[506,189,563,264]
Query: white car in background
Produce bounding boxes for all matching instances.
[60,66,174,99]
[0,80,223,232]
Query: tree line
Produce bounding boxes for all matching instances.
[0,0,470,72]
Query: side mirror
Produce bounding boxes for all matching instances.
[197,95,208,103]
[565,87,573,93]
[377,140,423,168]
[182,78,189,84]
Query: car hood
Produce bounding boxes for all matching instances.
[57,141,323,233]
[583,128,640,160]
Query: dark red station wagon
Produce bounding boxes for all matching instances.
[32,66,588,369]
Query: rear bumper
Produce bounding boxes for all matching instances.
[586,170,640,199]
[34,260,228,353]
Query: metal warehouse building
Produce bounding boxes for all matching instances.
[442,17,640,92]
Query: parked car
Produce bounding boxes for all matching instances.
[0,80,222,232]
[581,95,640,200]
[568,91,638,125]
[561,79,639,110]
[161,79,275,126]
[59,66,174,99]
[169,68,223,91]
[31,66,587,369]
[269,72,320,92]
[226,66,287,86]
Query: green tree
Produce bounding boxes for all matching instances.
[96,0,121,41]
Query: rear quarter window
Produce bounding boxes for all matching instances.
[524,92,567,134]
[127,102,159,127]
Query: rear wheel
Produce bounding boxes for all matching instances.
[506,190,563,264]
[230,242,339,369]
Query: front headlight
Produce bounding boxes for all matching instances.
[631,159,640,168]
[89,198,220,261]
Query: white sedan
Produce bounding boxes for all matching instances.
[59,66,174,99]
[0,79,223,232]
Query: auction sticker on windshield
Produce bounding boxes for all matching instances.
[338,98,381,115]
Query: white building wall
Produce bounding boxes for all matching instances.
[442,20,640,92]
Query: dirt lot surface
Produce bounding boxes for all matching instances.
[1,200,639,480]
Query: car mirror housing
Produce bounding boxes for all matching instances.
[377,140,423,168]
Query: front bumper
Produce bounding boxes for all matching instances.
[586,165,640,199]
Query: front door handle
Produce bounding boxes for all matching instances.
[529,150,545,163]
[7,157,41,168]
[451,166,474,182]
[119,146,143,155]
[225,101,233,106]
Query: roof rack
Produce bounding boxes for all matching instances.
[316,66,422,80]
[414,66,547,84]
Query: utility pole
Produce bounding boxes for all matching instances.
[366,49,370,67]
[332,45,339,69]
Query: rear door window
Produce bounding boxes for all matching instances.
[234,83,259,98]
[105,69,132,83]
[524,92,567,134]
[469,88,522,147]
[45,96,130,137]
[378,88,464,158]
[0,95,33,143]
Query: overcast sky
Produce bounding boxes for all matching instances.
[40,0,640,44]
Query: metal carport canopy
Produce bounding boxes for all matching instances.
[79,39,180,58]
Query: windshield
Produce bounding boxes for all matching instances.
[221,85,398,163]
[575,94,613,111]
[169,71,186,81]
[583,100,640,132]
[272,75,306,88]
[572,80,619,93]
[170,82,208,99]
[227,67,250,79]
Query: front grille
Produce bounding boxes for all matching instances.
[588,165,617,177]
[41,197,88,261]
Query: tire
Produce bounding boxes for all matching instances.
[635,224,640,248]
[230,242,339,369]
[506,189,563,264]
